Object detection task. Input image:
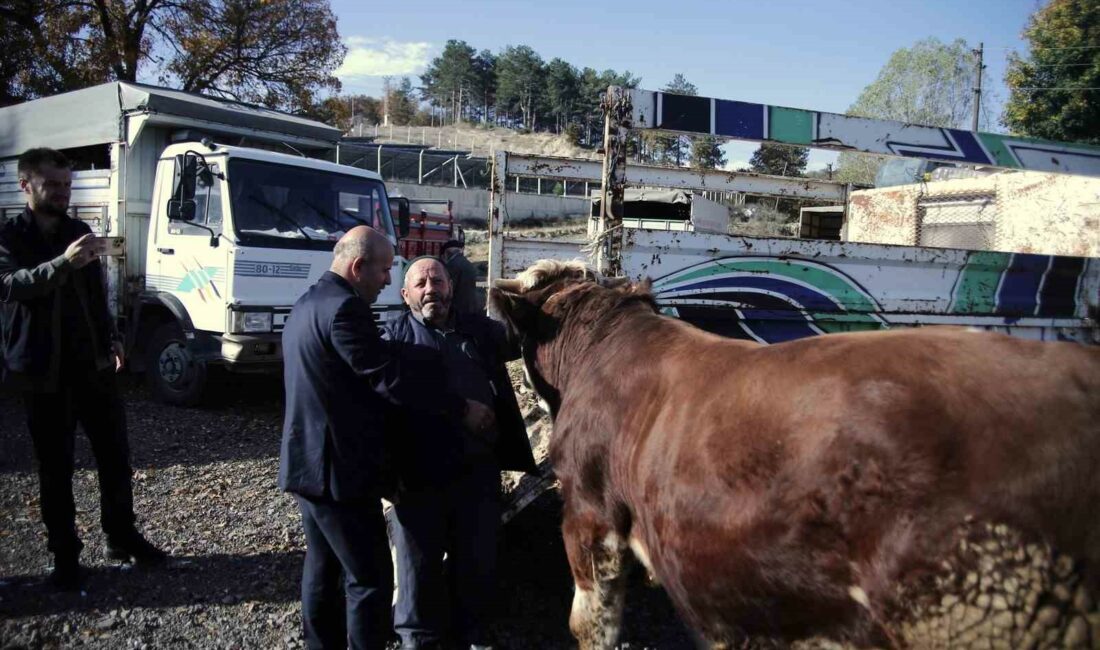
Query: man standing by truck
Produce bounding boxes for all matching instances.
[279,227,493,649]
[0,148,166,590]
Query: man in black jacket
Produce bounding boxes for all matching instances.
[279,227,492,650]
[439,239,481,315]
[0,148,165,590]
[384,256,536,650]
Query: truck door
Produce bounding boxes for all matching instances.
[149,156,230,333]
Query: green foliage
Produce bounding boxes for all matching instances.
[835,37,989,184]
[750,143,809,176]
[545,58,580,131]
[1,0,345,113]
[419,39,478,124]
[495,45,545,129]
[691,136,727,170]
[1003,0,1100,143]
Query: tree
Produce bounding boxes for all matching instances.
[835,37,990,184]
[1003,0,1100,144]
[691,137,727,170]
[749,143,809,176]
[545,58,580,132]
[385,77,418,126]
[578,67,640,145]
[471,49,497,124]
[495,45,544,129]
[1,0,345,113]
[419,39,477,124]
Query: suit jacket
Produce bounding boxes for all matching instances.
[278,271,465,502]
[0,207,118,390]
[443,251,482,315]
[385,309,537,486]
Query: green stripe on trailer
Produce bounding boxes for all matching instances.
[951,251,1011,314]
[768,107,814,145]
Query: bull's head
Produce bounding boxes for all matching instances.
[489,259,653,418]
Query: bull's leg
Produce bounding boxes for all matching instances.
[563,514,629,650]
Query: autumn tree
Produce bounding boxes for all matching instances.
[1,0,345,113]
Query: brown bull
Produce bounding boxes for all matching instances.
[490,260,1100,650]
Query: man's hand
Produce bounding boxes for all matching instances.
[63,234,98,269]
[462,399,495,434]
[111,340,125,372]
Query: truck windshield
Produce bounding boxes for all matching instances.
[227,159,395,249]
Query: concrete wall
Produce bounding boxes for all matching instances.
[387,182,590,223]
[846,171,1100,257]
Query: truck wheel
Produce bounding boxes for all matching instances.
[146,322,207,406]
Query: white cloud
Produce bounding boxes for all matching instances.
[336,37,433,80]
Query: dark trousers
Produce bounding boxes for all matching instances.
[388,464,501,648]
[23,367,135,558]
[297,495,393,650]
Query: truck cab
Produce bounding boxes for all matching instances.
[139,142,404,404]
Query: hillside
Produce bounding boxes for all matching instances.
[366,123,599,160]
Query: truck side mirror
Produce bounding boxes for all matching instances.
[167,154,199,222]
[391,197,410,238]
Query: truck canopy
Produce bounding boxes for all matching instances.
[0,82,341,159]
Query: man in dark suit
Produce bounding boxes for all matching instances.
[279,227,493,650]
[0,148,165,591]
[384,257,537,650]
[439,239,481,315]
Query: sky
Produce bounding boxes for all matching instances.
[328,0,1044,170]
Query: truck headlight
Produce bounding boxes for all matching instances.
[230,310,273,333]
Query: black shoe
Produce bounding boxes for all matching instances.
[49,555,81,591]
[105,533,168,564]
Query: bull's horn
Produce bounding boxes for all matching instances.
[493,278,524,292]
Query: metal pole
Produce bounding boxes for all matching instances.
[453,155,458,187]
[377,145,382,176]
[971,42,984,132]
[488,151,507,287]
[597,87,629,276]
[537,178,541,195]
[418,149,424,184]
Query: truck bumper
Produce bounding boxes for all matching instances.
[218,333,283,369]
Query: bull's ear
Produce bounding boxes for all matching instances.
[488,287,539,337]
[632,278,653,295]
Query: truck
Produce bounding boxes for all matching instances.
[0,82,414,405]
[388,197,463,258]
[488,87,1100,346]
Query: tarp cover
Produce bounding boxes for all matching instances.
[0,82,341,158]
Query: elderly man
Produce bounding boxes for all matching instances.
[384,256,536,650]
[280,228,492,650]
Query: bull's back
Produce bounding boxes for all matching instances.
[613,326,1100,643]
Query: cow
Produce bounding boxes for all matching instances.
[489,259,1100,650]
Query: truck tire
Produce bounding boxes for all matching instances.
[146,322,208,406]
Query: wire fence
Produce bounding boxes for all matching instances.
[915,190,999,250]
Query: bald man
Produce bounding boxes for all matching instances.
[383,256,536,650]
[279,228,493,650]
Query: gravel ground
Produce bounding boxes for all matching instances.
[0,373,691,649]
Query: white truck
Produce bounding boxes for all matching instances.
[0,82,413,404]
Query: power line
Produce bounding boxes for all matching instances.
[990,45,1100,50]
[1013,86,1100,90]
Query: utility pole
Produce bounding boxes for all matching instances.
[382,76,392,127]
[971,42,984,132]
